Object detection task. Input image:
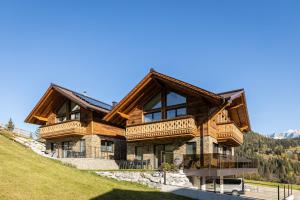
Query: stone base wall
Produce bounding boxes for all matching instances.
[45,134,126,160]
[127,137,201,169]
[96,171,193,189]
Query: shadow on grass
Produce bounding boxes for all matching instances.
[90,188,262,200]
[90,189,191,200]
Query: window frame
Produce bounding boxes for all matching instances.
[135,146,143,160]
[101,140,114,153]
[143,90,187,123]
[186,142,197,155]
[56,100,81,123]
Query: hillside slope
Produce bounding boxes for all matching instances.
[236,132,300,184]
[0,133,188,200]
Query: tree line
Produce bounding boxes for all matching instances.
[236,131,300,184]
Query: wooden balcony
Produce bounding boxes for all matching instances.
[217,122,243,146]
[125,116,197,141]
[40,120,87,139]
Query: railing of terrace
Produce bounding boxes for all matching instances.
[182,153,258,169]
[49,145,115,160]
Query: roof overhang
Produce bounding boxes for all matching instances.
[25,84,110,125]
[103,70,224,126]
[219,89,251,132]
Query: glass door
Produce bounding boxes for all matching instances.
[62,141,71,158]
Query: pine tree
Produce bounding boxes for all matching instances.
[6,118,14,132]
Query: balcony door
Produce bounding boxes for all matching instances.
[154,144,174,168]
[62,141,71,158]
[154,145,164,168]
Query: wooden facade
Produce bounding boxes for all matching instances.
[25,70,251,169]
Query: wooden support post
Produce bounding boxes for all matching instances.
[163,171,166,185]
[284,185,286,199]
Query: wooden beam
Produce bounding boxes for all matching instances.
[229,103,243,110]
[117,112,129,119]
[240,125,249,131]
[33,115,48,122]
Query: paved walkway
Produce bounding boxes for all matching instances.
[161,184,299,200]
[241,184,299,200]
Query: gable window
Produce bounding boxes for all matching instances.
[166,107,187,119]
[56,102,67,123]
[144,112,161,122]
[143,93,162,122]
[143,91,187,122]
[144,93,161,110]
[56,101,80,123]
[166,92,186,106]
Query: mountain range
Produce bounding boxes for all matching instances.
[270,129,300,139]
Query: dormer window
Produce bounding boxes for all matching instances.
[143,91,187,122]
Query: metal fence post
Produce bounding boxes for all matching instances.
[278,185,279,200]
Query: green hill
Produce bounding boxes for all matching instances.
[0,133,188,200]
[236,131,300,184]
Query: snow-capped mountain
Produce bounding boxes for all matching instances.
[270,129,300,139]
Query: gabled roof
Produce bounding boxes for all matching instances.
[103,69,225,124]
[51,84,112,111]
[25,84,112,125]
[218,89,251,132]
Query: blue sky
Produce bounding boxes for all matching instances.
[0,0,299,135]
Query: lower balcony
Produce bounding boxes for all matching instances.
[217,122,244,146]
[40,120,87,139]
[125,116,197,141]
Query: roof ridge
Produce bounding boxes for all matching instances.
[150,70,223,100]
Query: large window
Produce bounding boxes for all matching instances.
[166,92,186,106]
[143,93,162,122]
[101,140,114,152]
[143,91,187,122]
[144,93,161,110]
[56,101,80,123]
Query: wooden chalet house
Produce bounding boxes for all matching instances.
[25,69,256,190]
[25,84,125,160]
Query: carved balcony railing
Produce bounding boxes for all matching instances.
[217,122,243,146]
[40,120,87,139]
[125,116,197,141]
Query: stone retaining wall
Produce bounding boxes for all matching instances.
[96,171,193,189]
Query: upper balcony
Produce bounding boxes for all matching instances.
[125,116,197,141]
[217,122,243,146]
[40,120,87,139]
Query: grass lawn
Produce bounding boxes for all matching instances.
[0,133,190,200]
[245,179,300,190]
